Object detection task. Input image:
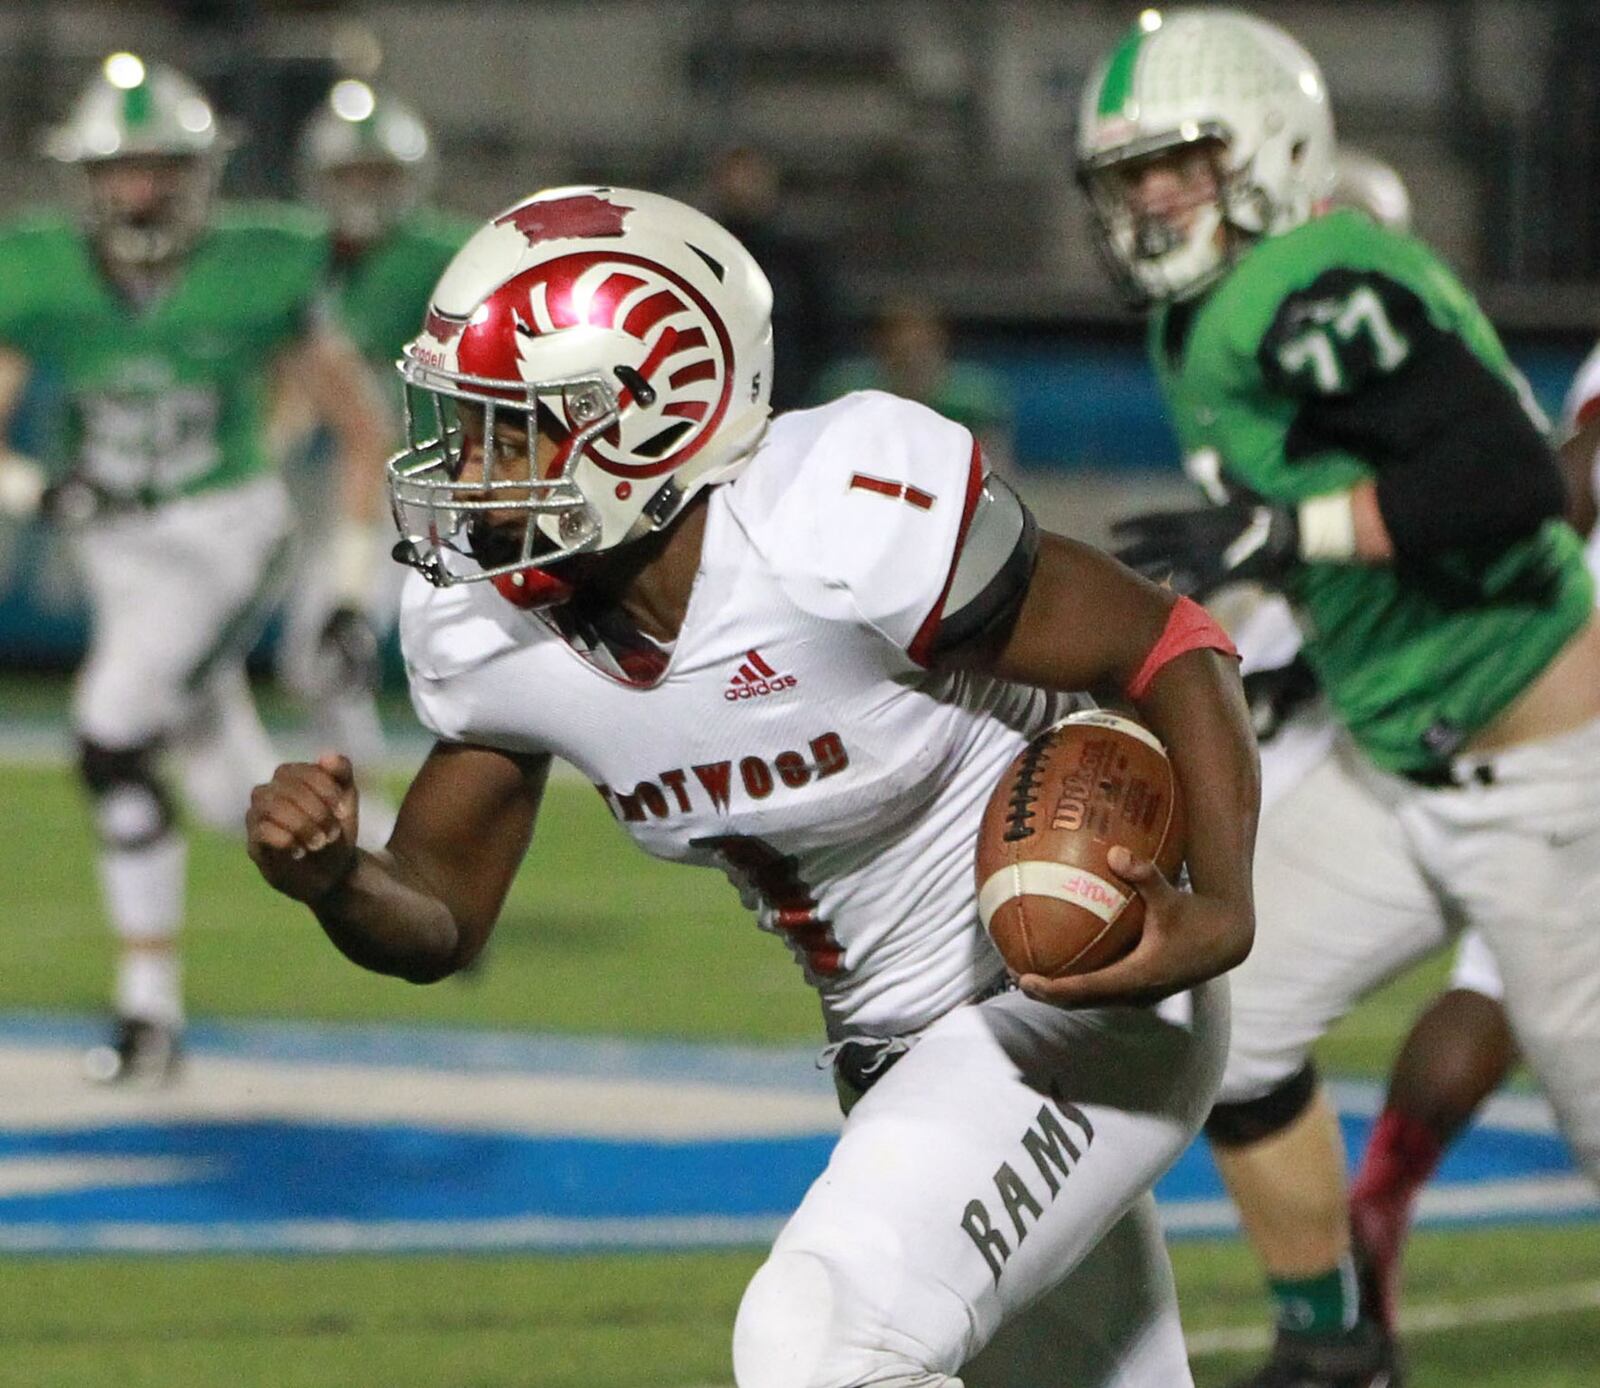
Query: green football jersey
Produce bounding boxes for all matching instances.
[0,202,329,504]
[1152,210,1595,772]
[331,208,474,383]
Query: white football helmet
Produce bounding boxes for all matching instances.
[1076,9,1336,304]
[390,185,774,610]
[46,53,224,266]
[298,79,434,243]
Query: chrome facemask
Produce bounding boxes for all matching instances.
[387,347,617,590]
[83,157,214,268]
[1077,125,1244,308]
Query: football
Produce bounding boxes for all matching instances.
[975,710,1186,979]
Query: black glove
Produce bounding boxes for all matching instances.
[1111,493,1300,598]
[1241,654,1320,743]
[312,605,381,696]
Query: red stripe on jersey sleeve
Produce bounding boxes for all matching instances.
[1576,395,1600,428]
[848,472,902,499]
[906,438,985,669]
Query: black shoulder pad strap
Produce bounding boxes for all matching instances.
[931,473,1039,656]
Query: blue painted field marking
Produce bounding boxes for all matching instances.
[0,1015,1592,1255]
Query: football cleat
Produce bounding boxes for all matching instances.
[83,1017,183,1086]
[1228,1321,1403,1388]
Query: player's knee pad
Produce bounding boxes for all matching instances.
[77,737,176,849]
[732,1249,960,1388]
[1204,1060,1318,1149]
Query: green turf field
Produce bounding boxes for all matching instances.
[2,747,1596,1387]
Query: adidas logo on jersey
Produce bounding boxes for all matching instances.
[725,649,797,701]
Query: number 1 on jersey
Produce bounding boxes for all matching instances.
[695,834,845,978]
[849,472,936,511]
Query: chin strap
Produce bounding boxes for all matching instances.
[491,566,574,609]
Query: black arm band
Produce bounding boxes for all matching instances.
[929,475,1040,656]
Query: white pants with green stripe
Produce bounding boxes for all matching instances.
[71,474,290,815]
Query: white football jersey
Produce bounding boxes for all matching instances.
[401,391,1074,1040]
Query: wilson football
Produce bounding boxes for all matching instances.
[975,710,1186,979]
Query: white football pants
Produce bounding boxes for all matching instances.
[73,476,289,839]
[733,979,1229,1388]
[1220,716,1600,1184]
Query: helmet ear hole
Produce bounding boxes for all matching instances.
[635,420,693,459]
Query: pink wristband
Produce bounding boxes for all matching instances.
[1125,596,1239,700]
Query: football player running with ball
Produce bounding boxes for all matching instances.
[0,56,391,1083]
[248,185,1258,1386]
[1080,9,1600,1387]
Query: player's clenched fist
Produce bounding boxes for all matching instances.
[247,753,361,903]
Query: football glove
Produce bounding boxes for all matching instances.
[312,605,381,697]
[1111,492,1300,598]
[1241,654,1321,743]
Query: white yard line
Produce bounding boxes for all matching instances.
[0,1042,841,1140]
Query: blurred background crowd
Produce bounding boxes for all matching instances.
[2,0,1600,668]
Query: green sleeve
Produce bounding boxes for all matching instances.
[0,213,83,354]
[206,201,333,352]
[338,209,476,367]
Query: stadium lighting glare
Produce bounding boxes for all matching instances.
[104,53,146,89]
[1138,9,1162,32]
[392,127,427,162]
[177,98,213,134]
[331,79,376,123]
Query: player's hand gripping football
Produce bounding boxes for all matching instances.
[1111,490,1299,598]
[246,753,362,903]
[1017,846,1249,1009]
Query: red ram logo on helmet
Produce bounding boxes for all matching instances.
[454,250,733,479]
